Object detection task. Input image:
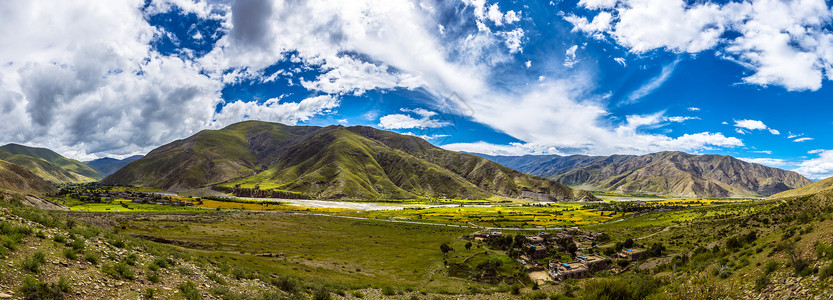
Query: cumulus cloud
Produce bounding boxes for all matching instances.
[0,0,342,159]
[733,119,780,135]
[734,119,767,130]
[378,108,450,130]
[796,150,833,179]
[564,45,579,67]
[794,137,814,142]
[567,0,833,91]
[213,95,340,126]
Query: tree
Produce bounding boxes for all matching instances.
[465,242,472,251]
[440,244,452,256]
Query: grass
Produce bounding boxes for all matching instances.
[119,212,497,293]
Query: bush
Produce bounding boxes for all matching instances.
[21,252,46,273]
[352,291,365,298]
[272,276,301,293]
[382,286,397,296]
[102,262,135,280]
[146,272,160,283]
[764,261,778,275]
[206,272,226,285]
[52,234,66,244]
[63,248,78,260]
[124,253,138,266]
[179,280,201,300]
[144,288,155,299]
[70,238,85,251]
[581,274,660,300]
[85,253,99,265]
[152,257,172,269]
[20,276,68,300]
[313,287,332,300]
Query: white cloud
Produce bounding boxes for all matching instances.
[299,55,424,96]
[722,121,729,125]
[809,149,824,154]
[564,45,579,68]
[378,108,450,130]
[501,28,525,53]
[738,157,788,167]
[567,0,833,91]
[751,150,772,155]
[213,95,340,126]
[735,128,747,135]
[614,57,626,66]
[733,119,771,131]
[623,59,678,104]
[794,137,814,142]
[525,60,532,68]
[768,128,780,135]
[795,150,833,180]
[687,107,700,111]
[337,119,348,124]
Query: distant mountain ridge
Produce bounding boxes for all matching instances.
[479,151,812,198]
[0,144,102,184]
[85,155,143,176]
[103,121,583,201]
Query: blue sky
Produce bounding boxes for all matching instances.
[2,0,833,179]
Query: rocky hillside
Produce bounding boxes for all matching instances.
[0,144,102,184]
[481,151,811,198]
[104,121,579,201]
[0,160,57,195]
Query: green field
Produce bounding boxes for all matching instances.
[117,212,508,294]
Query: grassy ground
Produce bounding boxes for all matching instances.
[118,212,507,294]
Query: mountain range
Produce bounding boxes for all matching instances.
[103,121,579,201]
[479,151,812,198]
[0,144,102,184]
[85,155,143,176]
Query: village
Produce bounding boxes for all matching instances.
[472,228,653,284]
[56,185,195,207]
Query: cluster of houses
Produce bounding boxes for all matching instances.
[61,187,193,207]
[474,228,646,282]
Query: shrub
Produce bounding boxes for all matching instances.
[144,288,155,299]
[124,253,138,266]
[764,261,778,275]
[272,276,301,293]
[313,287,332,300]
[85,253,99,265]
[152,257,171,268]
[146,272,160,283]
[102,262,135,280]
[52,234,66,244]
[206,272,226,285]
[70,238,85,251]
[382,286,397,296]
[179,280,201,300]
[19,276,68,300]
[63,248,78,260]
[21,252,47,273]
[352,291,365,298]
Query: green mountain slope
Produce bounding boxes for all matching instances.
[0,144,102,183]
[480,151,811,198]
[103,121,576,200]
[771,176,833,198]
[0,159,57,195]
[84,155,143,176]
